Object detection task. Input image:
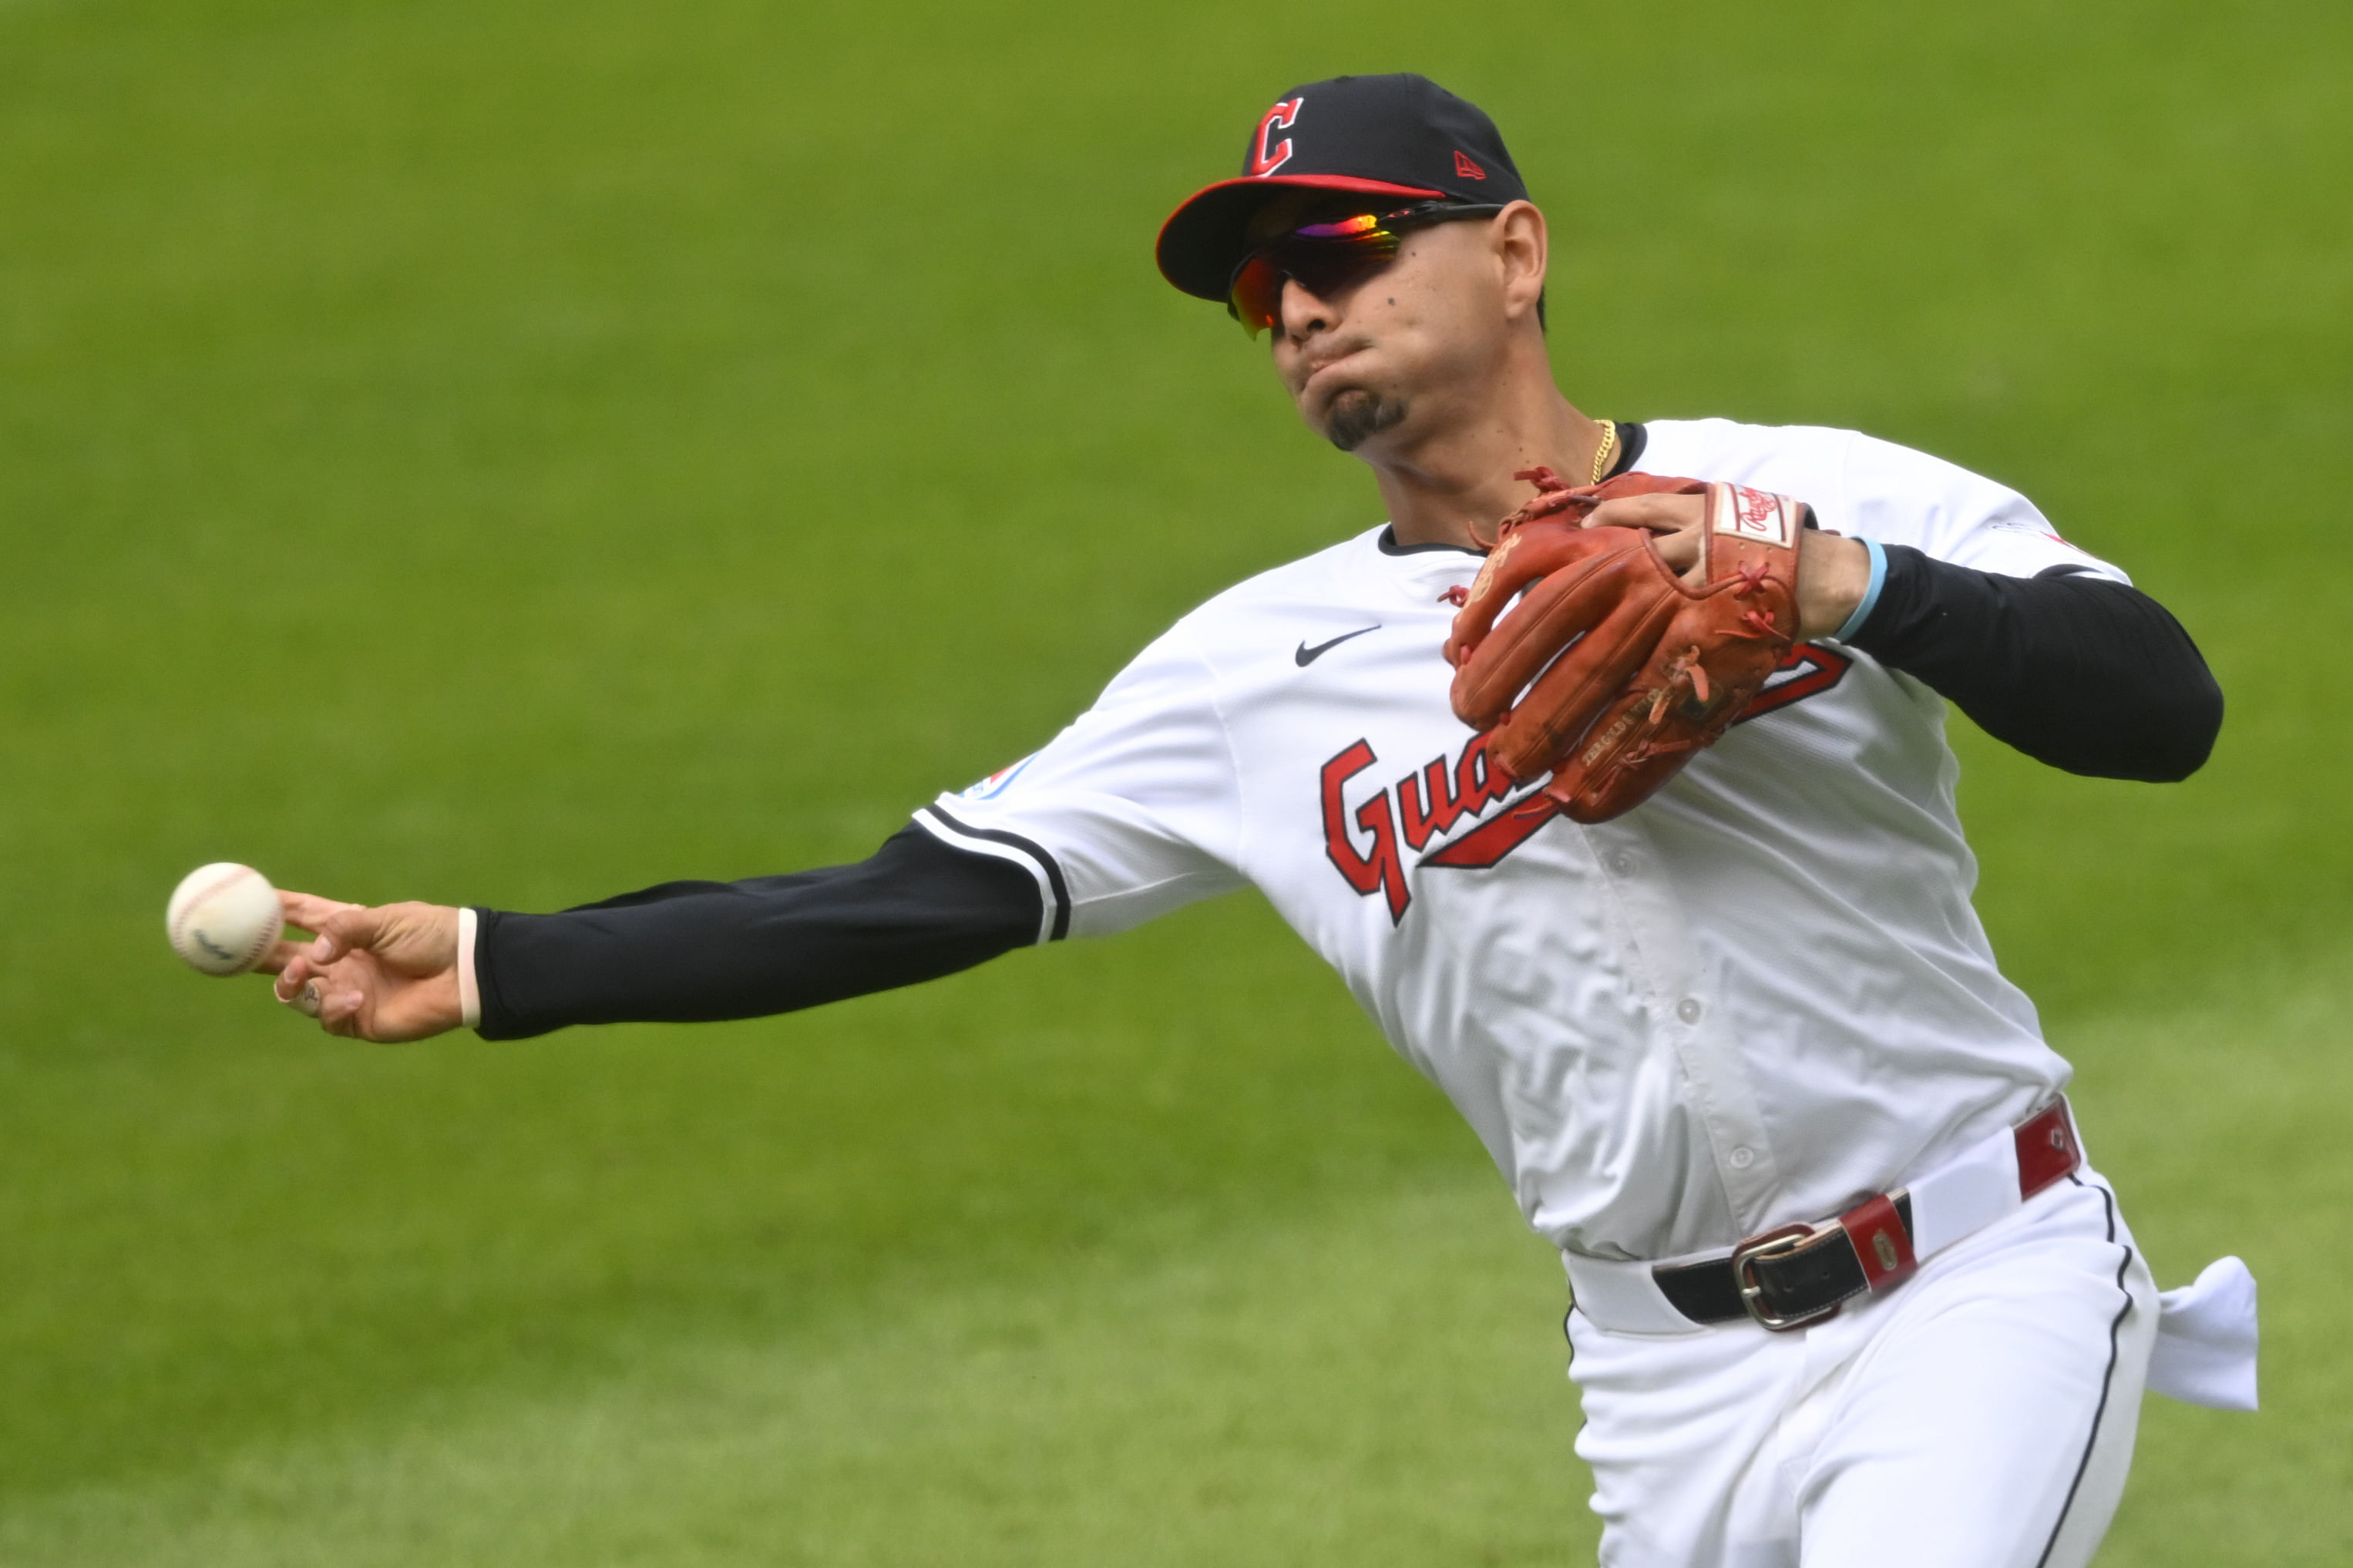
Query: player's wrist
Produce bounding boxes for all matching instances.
[416,969,468,1039]
[1797,531,1875,641]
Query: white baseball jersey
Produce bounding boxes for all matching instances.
[917,418,2129,1263]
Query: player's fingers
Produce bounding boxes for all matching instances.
[1650,529,1703,576]
[272,952,317,998]
[253,937,308,976]
[278,890,361,936]
[308,905,395,965]
[318,987,368,1038]
[1585,495,1703,535]
[1588,497,1706,580]
[1582,495,1682,530]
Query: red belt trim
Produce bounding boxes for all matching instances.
[1662,1099,2082,1332]
[2013,1098,2082,1200]
[1841,1191,1916,1291]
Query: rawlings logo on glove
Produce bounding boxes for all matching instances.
[1445,468,1806,824]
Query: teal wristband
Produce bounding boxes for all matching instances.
[1831,539,1887,643]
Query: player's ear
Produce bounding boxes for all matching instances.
[1494,201,1548,328]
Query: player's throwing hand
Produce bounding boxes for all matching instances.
[261,892,465,1042]
[1582,491,1874,640]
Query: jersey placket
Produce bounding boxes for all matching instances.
[1584,818,1786,1231]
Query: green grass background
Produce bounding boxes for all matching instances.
[2,0,2347,1561]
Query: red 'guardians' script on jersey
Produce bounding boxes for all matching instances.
[1323,643,1854,924]
[1322,731,1524,923]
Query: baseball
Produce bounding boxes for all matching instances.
[166,863,284,977]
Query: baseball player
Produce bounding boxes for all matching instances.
[263,75,2257,1567]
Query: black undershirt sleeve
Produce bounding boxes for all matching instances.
[1846,544,2222,782]
[473,824,1044,1039]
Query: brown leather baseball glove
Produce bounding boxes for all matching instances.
[1445,467,1807,823]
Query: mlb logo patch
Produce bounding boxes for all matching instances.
[960,755,1034,801]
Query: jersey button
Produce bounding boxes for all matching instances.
[1676,996,1704,1025]
[1606,852,1635,877]
[1727,1146,1756,1170]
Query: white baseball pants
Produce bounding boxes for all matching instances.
[1567,1175,2158,1568]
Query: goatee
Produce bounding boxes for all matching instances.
[1323,389,1406,452]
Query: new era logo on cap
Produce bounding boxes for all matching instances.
[1156,73,1531,301]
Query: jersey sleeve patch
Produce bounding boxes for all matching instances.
[957,754,1035,801]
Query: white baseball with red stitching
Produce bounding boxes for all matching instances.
[166,862,283,977]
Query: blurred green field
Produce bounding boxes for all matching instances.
[2,0,2347,1563]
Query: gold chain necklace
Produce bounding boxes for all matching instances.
[1589,419,1619,485]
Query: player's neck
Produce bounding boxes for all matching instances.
[1366,374,1608,552]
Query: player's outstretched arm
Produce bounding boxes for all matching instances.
[469,825,1044,1038]
[261,893,466,1043]
[257,826,1046,1043]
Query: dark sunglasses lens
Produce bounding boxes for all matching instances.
[1288,237,1397,296]
[1229,251,1286,337]
[1227,223,1403,337]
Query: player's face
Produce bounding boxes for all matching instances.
[1246,197,1541,455]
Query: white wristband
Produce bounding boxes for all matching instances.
[457,907,482,1030]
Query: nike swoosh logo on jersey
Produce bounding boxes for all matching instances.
[1295,625,1381,666]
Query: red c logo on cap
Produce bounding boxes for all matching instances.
[1250,98,1303,177]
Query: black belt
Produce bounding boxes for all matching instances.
[1653,1100,2080,1331]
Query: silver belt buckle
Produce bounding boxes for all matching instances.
[1729,1222,1844,1332]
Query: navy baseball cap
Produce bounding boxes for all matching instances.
[1156,74,1529,302]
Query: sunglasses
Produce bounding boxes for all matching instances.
[1226,202,1508,337]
